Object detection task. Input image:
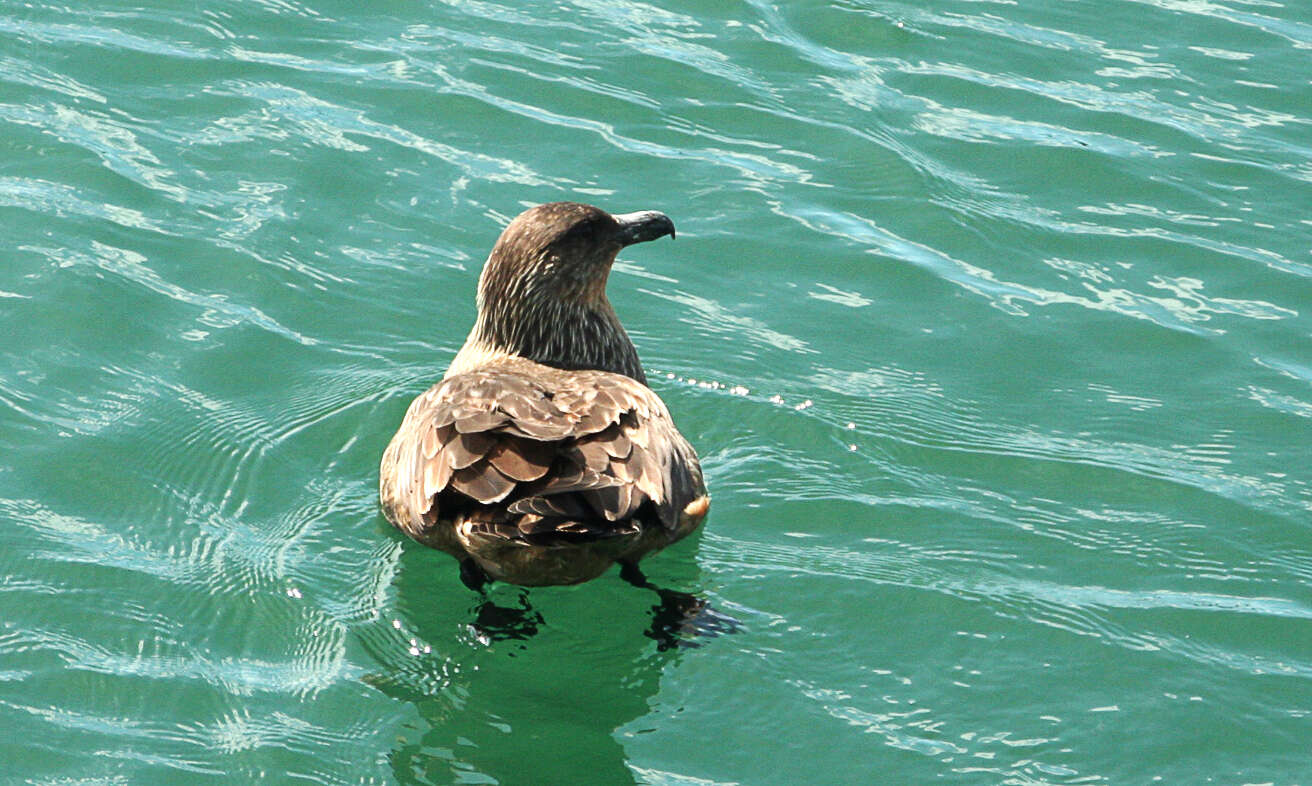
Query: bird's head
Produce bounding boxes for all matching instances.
[457,202,676,383]
[478,202,675,309]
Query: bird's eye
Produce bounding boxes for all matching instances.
[558,219,604,245]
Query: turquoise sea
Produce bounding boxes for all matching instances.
[2,0,1310,783]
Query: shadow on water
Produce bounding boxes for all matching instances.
[358,537,730,785]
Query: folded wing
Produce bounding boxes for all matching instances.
[380,358,705,544]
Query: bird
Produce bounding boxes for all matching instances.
[379,201,709,590]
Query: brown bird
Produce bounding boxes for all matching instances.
[379,202,709,590]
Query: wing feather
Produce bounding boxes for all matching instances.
[598,425,632,459]
[454,410,509,433]
[379,357,707,544]
[450,463,516,504]
[446,430,496,470]
[422,444,454,503]
[487,437,554,482]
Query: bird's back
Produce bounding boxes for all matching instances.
[379,356,708,585]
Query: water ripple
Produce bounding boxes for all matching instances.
[3,0,1311,782]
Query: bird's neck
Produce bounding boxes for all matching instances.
[450,295,647,385]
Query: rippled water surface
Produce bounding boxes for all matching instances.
[3,0,1310,783]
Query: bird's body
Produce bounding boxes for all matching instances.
[379,202,708,587]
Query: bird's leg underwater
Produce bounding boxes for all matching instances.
[619,561,740,650]
[460,560,544,642]
[459,558,491,593]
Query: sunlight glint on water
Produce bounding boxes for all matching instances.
[1,0,1309,783]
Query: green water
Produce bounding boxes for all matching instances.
[2,0,1310,783]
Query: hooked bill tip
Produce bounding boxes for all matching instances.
[613,210,676,246]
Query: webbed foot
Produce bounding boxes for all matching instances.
[619,561,741,650]
[468,591,543,645]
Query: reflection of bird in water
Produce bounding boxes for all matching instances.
[380,202,710,592]
[362,541,726,785]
